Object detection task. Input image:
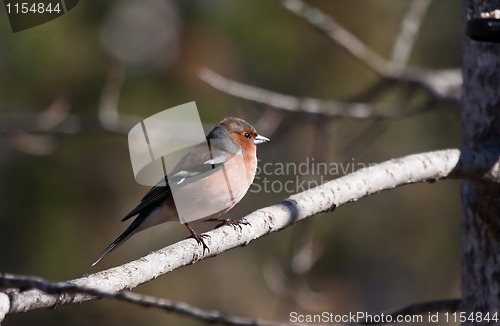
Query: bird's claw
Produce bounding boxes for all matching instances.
[189,232,211,254]
[214,219,250,231]
[184,223,210,254]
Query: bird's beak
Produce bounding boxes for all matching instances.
[254,134,270,145]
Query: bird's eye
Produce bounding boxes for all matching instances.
[244,132,251,139]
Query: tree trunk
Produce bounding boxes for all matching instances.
[461,0,500,320]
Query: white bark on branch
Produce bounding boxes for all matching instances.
[2,148,499,319]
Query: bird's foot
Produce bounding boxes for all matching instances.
[212,218,250,231]
[184,223,210,254]
[190,232,210,254]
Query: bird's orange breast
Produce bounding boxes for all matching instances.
[170,151,257,223]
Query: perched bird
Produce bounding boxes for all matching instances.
[92,117,269,266]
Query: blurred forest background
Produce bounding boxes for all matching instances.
[0,0,461,325]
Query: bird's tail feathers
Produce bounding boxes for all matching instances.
[92,216,146,266]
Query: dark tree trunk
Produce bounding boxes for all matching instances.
[461,0,500,320]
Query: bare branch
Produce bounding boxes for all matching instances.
[0,273,284,326]
[0,61,140,142]
[391,0,433,69]
[8,130,58,155]
[198,68,429,119]
[282,0,393,76]
[98,60,126,130]
[1,147,498,320]
[253,109,286,140]
[279,0,461,104]
[37,97,71,130]
[411,68,462,101]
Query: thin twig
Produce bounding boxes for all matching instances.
[282,0,394,76]
[198,68,429,119]
[0,273,285,326]
[98,60,126,130]
[391,0,433,69]
[280,0,461,103]
[253,109,286,139]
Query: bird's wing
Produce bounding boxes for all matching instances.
[121,179,171,221]
[121,137,240,221]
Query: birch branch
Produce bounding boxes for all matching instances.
[1,148,499,319]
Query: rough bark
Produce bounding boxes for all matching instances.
[461,0,500,319]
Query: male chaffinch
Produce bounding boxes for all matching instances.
[92,117,269,266]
